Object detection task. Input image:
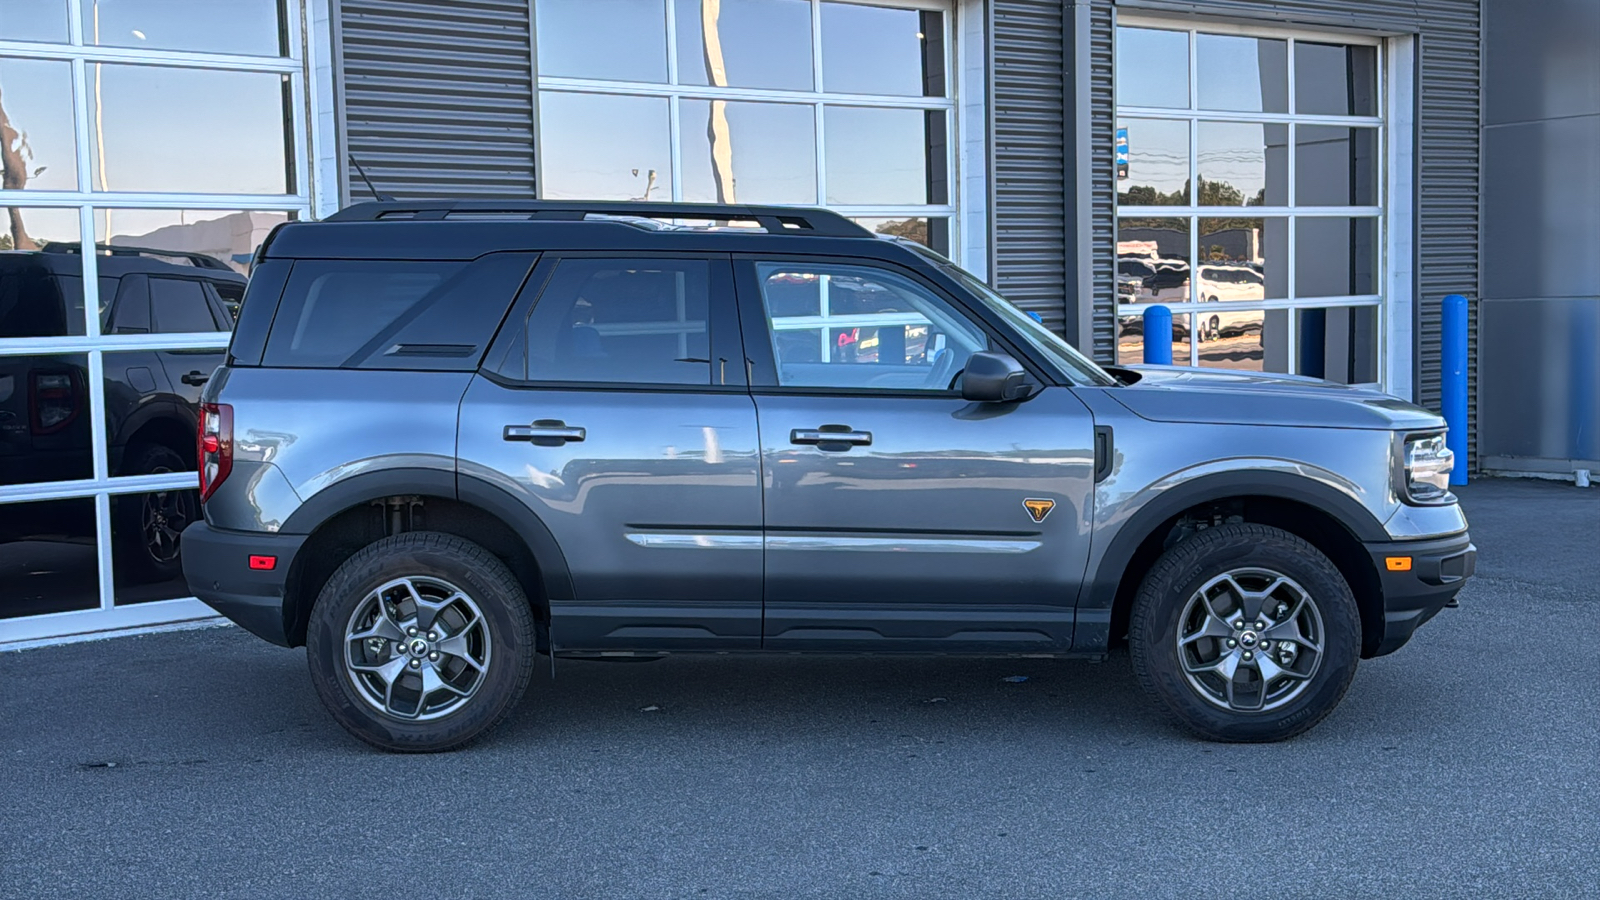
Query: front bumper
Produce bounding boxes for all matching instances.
[1363,531,1476,657]
[182,522,306,647]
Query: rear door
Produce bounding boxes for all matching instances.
[457,253,763,652]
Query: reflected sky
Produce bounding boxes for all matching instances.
[1116,27,1188,108]
[539,91,673,200]
[676,0,812,90]
[1197,122,1286,206]
[536,0,669,82]
[1196,34,1286,113]
[821,3,938,96]
[680,99,815,203]
[83,0,283,57]
[0,58,77,191]
[1,0,69,43]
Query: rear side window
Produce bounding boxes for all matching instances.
[150,277,223,333]
[261,254,535,370]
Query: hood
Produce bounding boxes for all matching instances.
[1107,366,1446,431]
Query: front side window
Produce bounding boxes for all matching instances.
[753,261,985,392]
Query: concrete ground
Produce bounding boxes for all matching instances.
[2,478,1595,899]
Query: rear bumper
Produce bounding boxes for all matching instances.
[1363,531,1476,657]
[181,522,305,647]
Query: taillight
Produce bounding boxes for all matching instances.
[198,402,233,501]
[29,370,81,435]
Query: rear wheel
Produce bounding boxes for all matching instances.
[305,532,536,752]
[1129,523,1360,742]
[112,444,197,584]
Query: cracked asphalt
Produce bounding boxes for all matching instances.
[2,478,1596,899]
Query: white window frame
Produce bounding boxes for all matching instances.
[1113,14,1401,389]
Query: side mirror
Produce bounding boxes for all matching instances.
[961,351,1034,403]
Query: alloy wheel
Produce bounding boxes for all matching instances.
[342,576,492,721]
[1176,567,1325,712]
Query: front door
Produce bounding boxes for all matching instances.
[736,257,1098,653]
[458,254,763,652]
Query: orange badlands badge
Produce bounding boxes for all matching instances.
[1023,498,1055,523]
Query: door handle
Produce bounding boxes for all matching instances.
[791,426,872,449]
[181,370,210,386]
[504,419,586,446]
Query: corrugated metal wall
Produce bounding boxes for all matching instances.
[336,0,535,202]
[989,0,1481,461]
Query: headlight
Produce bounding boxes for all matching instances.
[1403,433,1454,503]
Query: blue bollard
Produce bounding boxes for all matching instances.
[1441,294,1468,486]
[1143,305,1173,365]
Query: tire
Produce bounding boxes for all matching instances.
[1129,523,1361,742]
[113,444,198,584]
[305,532,537,753]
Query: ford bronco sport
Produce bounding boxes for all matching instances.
[181,201,1475,752]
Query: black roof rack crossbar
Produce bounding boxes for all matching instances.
[40,241,234,270]
[324,200,873,237]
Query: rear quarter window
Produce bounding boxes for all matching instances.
[261,254,535,370]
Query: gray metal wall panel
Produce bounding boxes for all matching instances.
[338,0,535,202]
[1478,298,1600,464]
[1483,0,1600,126]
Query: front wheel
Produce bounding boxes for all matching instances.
[305,532,536,752]
[1129,523,1360,742]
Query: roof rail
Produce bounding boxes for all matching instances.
[41,241,234,270]
[324,200,874,238]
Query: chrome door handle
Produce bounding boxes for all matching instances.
[504,419,586,446]
[790,426,872,448]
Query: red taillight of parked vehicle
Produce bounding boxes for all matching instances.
[29,370,81,435]
[198,402,233,501]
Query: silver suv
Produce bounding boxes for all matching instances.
[182,201,1475,752]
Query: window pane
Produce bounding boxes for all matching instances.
[1295,306,1378,383]
[82,0,284,56]
[1115,27,1189,109]
[112,485,199,605]
[1196,34,1287,113]
[262,261,463,368]
[1,0,69,42]
[0,59,79,192]
[90,65,291,194]
[1295,126,1379,207]
[102,348,214,482]
[1116,311,1192,366]
[149,278,223,332]
[1295,217,1378,297]
[538,91,672,201]
[676,0,812,90]
[756,262,986,391]
[821,3,944,97]
[0,498,100,618]
[0,353,92,486]
[1117,217,1190,303]
[1295,42,1378,117]
[1,209,88,338]
[535,0,668,82]
[1197,122,1286,207]
[1116,118,1190,205]
[524,258,711,386]
[680,100,815,204]
[851,217,950,255]
[1198,217,1287,302]
[95,209,290,277]
[1196,308,1291,373]
[823,106,946,205]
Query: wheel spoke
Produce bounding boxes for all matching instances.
[1185,647,1242,679]
[349,615,405,644]
[436,633,485,673]
[419,663,468,701]
[1180,613,1234,647]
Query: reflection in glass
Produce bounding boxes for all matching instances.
[1115,27,1189,109]
[0,498,100,618]
[0,207,79,255]
[852,217,949,255]
[680,100,815,204]
[1195,308,1288,373]
[1196,34,1287,113]
[1297,306,1378,383]
[96,209,289,277]
[1,0,70,43]
[1295,126,1379,207]
[1295,42,1378,117]
[1295,217,1378,297]
[1117,217,1189,304]
[823,107,946,205]
[0,59,79,192]
[535,0,668,82]
[1117,312,1193,366]
[111,486,199,604]
[0,354,92,485]
[1197,122,1286,207]
[90,65,290,194]
[821,3,944,97]
[1116,118,1189,205]
[82,0,284,57]
[538,91,672,201]
[1198,217,1286,302]
[676,0,812,90]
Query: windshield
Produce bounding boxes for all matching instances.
[897,241,1118,387]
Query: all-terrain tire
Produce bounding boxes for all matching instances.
[305,532,536,753]
[1129,523,1361,742]
[113,443,198,584]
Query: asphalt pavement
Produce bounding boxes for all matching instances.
[2,477,1596,899]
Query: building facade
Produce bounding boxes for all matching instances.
[0,0,1591,644]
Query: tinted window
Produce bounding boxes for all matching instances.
[263,255,535,370]
[520,258,711,386]
[150,278,221,333]
[0,264,84,338]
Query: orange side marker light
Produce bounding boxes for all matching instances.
[1386,557,1413,572]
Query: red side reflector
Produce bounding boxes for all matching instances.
[248,555,277,571]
